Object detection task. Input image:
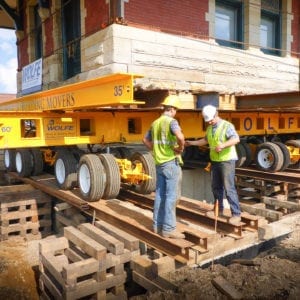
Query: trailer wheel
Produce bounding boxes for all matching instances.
[4,149,16,171]
[78,154,105,201]
[98,153,121,199]
[130,152,156,194]
[30,149,44,176]
[273,142,291,171]
[285,140,300,169]
[54,151,78,190]
[255,142,284,172]
[235,143,246,167]
[15,149,33,177]
[241,142,253,167]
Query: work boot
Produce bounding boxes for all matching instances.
[161,230,185,239]
[229,216,241,225]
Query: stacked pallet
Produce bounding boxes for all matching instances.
[0,185,52,241]
[236,177,288,200]
[236,177,300,222]
[39,221,140,299]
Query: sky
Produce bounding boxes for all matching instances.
[0,28,18,94]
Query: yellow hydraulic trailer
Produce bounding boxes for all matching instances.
[0,73,299,201]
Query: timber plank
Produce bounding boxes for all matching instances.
[63,226,106,260]
[212,275,243,299]
[62,257,99,286]
[39,236,69,254]
[78,223,124,255]
[240,203,283,222]
[262,196,300,211]
[0,184,35,193]
[94,219,139,251]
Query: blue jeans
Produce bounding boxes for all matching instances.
[211,160,241,216]
[153,160,181,233]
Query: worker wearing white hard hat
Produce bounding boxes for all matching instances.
[202,104,217,122]
[143,94,185,239]
[185,105,242,225]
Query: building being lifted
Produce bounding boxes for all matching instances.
[0,2,299,298]
[0,0,298,96]
[0,0,299,199]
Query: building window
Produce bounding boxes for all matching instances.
[61,0,81,80]
[260,0,281,56]
[34,5,43,59]
[215,0,243,49]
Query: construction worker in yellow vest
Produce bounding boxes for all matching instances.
[143,95,185,239]
[185,104,242,225]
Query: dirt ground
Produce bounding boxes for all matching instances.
[0,217,299,300]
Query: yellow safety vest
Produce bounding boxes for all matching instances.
[207,120,237,162]
[151,115,178,165]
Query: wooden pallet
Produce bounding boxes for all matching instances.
[0,188,52,241]
[39,221,140,299]
[236,177,288,200]
[236,177,300,222]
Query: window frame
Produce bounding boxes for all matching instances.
[61,0,81,80]
[215,0,244,49]
[260,2,282,56]
[34,4,43,60]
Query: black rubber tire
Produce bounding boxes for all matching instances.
[130,151,156,194]
[255,142,284,172]
[98,153,121,199]
[241,142,253,167]
[273,142,291,171]
[235,143,246,167]
[54,150,78,190]
[285,140,300,169]
[15,149,33,177]
[78,154,105,201]
[4,149,16,171]
[70,146,85,161]
[30,149,44,176]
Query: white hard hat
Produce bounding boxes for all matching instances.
[202,105,217,122]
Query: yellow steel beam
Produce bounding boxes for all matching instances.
[0,73,145,112]
[178,111,300,138]
[0,110,299,149]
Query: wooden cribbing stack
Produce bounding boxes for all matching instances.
[0,186,52,241]
[39,221,140,299]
